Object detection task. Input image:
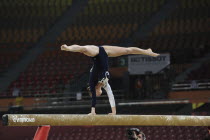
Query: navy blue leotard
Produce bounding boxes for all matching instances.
[89,46,109,107]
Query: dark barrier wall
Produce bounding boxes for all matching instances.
[0,126,209,140]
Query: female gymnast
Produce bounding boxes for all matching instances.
[61,44,159,115]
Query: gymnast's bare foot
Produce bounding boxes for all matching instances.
[145,48,160,57]
[61,44,68,51]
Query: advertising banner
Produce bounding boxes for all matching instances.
[128,53,170,75]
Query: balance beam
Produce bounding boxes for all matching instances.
[2,114,210,126]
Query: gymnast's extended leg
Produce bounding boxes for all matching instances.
[61,44,99,57]
[103,45,159,57]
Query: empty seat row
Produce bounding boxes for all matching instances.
[151,18,209,36]
[0,28,45,43]
[180,0,210,8]
[0,0,72,18]
[187,62,210,80]
[0,48,27,73]
[5,49,91,96]
[57,23,138,42]
[83,0,165,16]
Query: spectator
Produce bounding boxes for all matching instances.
[190,80,198,89]
[126,128,146,140]
[12,85,20,97]
[203,126,210,140]
[134,78,144,99]
[8,102,14,114]
[14,93,24,113]
[15,93,23,106]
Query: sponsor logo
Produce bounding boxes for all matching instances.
[12,116,35,123]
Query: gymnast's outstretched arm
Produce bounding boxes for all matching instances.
[103,83,116,115]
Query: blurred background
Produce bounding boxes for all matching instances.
[0,0,209,139]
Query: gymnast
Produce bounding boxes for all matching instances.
[61,44,159,115]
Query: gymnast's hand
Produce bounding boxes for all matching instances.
[108,107,116,115]
[88,112,96,115]
[88,107,96,115]
[108,113,116,115]
[61,44,68,51]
